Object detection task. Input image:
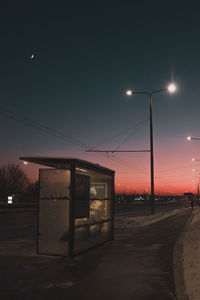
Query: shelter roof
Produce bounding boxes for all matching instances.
[19,156,115,175]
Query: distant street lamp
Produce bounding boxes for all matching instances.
[192,158,200,162]
[187,136,200,141]
[126,83,176,214]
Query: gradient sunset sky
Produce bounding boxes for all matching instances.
[1,1,200,194]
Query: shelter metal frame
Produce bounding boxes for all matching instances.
[20,157,115,257]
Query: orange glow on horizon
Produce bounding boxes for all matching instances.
[21,138,198,196]
[25,166,196,196]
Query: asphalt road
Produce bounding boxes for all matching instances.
[0,210,36,241]
[0,207,191,299]
[0,201,184,244]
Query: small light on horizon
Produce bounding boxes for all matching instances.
[168,83,176,93]
[126,90,133,96]
[187,136,191,141]
[8,196,13,204]
[192,158,196,162]
[24,161,28,165]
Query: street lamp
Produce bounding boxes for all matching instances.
[126,83,176,214]
[192,158,200,162]
[187,136,200,141]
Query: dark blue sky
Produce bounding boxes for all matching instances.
[1,1,200,193]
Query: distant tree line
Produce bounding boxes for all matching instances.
[0,164,39,203]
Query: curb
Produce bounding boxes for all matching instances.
[173,209,193,300]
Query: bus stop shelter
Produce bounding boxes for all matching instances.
[20,157,115,257]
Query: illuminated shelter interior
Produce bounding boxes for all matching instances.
[20,157,115,257]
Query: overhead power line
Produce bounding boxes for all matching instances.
[0,106,90,149]
[114,118,149,151]
[86,118,150,153]
[86,149,150,153]
[88,118,149,151]
[0,105,137,170]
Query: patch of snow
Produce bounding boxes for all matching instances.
[115,207,186,229]
[44,283,54,289]
[58,281,74,288]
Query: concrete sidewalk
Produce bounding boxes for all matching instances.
[0,208,191,300]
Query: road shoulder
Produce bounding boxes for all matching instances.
[173,207,200,300]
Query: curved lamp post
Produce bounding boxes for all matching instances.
[126,83,176,214]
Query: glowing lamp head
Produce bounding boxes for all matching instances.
[126,90,133,96]
[187,136,191,141]
[192,158,196,162]
[168,83,176,93]
[24,161,28,165]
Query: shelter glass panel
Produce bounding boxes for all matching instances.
[74,221,112,254]
[39,169,70,256]
[74,168,113,254]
